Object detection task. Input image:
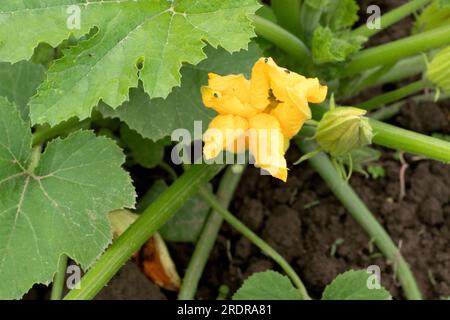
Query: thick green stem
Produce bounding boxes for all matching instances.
[370,103,403,121]
[370,119,450,163]
[32,118,89,146]
[311,104,450,163]
[299,1,322,42]
[360,55,426,90]
[359,79,430,110]
[28,145,42,173]
[251,15,311,63]
[64,164,223,300]
[178,165,245,300]
[353,0,431,38]
[50,255,68,300]
[370,91,450,121]
[198,187,311,300]
[345,24,450,76]
[271,0,302,37]
[296,139,422,300]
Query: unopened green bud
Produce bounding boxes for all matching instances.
[315,107,373,157]
[427,46,450,92]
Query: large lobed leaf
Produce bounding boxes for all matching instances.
[0,61,45,119]
[99,43,263,141]
[0,98,136,299]
[232,269,392,300]
[232,271,303,300]
[0,0,260,125]
[322,270,392,300]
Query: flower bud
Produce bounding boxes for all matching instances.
[427,46,450,92]
[315,107,373,157]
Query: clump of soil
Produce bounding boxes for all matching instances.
[397,100,450,134]
[95,262,166,300]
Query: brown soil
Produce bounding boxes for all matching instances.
[94,262,167,300]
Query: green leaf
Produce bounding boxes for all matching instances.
[413,2,450,33]
[367,165,386,179]
[99,43,263,141]
[329,0,359,31]
[322,270,392,300]
[341,146,381,175]
[0,98,136,299]
[312,26,364,64]
[304,0,330,10]
[137,180,211,243]
[120,124,170,169]
[427,46,450,92]
[0,0,260,125]
[0,61,45,119]
[233,271,303,300]
[437,0,450,8]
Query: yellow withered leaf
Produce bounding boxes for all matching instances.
[108,210,181,292]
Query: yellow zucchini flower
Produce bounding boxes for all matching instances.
[201,57,328,182]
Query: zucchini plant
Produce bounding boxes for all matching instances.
[0,0,449,300]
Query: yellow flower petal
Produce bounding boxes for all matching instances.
[295,78,328,103]
[203,114,248,159]
[201,73,260,118]
[261,57,328,109]
[248,113,288,182]
[263,157,288,182]
[250,58,271,110]
[201,86,221,109]
[264,57,306,102]
[207,73,250,102]
[270,102,309,139]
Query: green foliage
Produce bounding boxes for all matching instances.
[0,98,136,299]
[0,61,45,119]
[304,0,330,10]
[232,271,303,300]
[137,180,211,243]
[437,0,450,7]
[233,269,392,300]
[342,147,382,176]
[328,0,360,31]
[427,46,450,92]
[432,132,450,141]
[312,27,364,64]
[120,125,170,169]
[367,165,386,179]
[414,1,450,33]
[0,0,260,126]
[309,0,364,64]
[322,270,392,300]
[100,43,263,140]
